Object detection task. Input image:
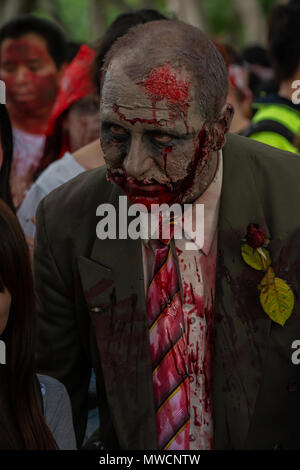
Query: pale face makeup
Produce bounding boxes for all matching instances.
[0,33,59,118]
[100,60,220,209]
[0,287,11,335]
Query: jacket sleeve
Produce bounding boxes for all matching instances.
[34,197,91,448]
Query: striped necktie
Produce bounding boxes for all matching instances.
[146,239,190,450]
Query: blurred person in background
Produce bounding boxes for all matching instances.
[0,104,14,210]
[37,44,99,176]
[0,199,76,449]
[0,15,67,208]
[245,0,300,153]
[242,45,277,99]
[225,45,252,133]
[18,44,101,244]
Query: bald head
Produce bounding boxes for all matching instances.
[102,20,228,121]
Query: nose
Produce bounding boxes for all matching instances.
[14,66,31,85]
[122,135,152,180]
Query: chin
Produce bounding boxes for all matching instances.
[126,192,178,210]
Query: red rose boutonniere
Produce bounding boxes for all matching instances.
[241,223,295,326]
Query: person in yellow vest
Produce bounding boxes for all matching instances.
[245,0,300,154]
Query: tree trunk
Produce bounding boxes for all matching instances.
[91,0,107,43]
[165,0,207,31]
[39,0,62,25]
[0,0,26,24]
[232,0,266,45]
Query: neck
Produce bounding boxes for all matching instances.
[73,139,105,170]
[230,109,250,134]
[183,149,219,205]
[7,101,54,134]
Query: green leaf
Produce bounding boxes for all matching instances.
[258,267,295,326]
[241,243,271,271]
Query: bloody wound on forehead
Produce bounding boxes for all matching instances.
[141,64,192,133]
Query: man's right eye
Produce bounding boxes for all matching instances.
[110,125,128,136]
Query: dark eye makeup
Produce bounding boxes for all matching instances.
[101,122,129,142]
[101,121,194,148]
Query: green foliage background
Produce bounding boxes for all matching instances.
[33,0,279,45]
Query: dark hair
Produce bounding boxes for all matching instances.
[0,14,67,69]
[66,41,83,63]
[93,9,167,94]
[268,1,300,82]
[225,44,243,66]
[242,45,271,68]
[0,200,58,450]
[0,104,13,211]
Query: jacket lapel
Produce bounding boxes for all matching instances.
[77,186,157,450]
[213,134,272,449]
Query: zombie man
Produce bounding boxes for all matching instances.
[34,21,300,450]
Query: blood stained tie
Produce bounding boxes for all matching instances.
[146,241,190,450]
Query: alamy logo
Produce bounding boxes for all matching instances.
[95,196,204,250]
[0,80,5,104]
[291,340,300,365]
[291,80,300,104]
[0,340,6,365]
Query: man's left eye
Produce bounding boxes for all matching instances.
[28,62,42,71]
[151,134,173,144]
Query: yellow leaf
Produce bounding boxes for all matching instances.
[259,267,295,326]
[241,243,271,271]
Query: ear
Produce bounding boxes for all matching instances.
[211,103,234,151]
[57,61,68,82]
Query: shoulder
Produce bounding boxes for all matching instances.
[36,165,119,237]
[36,152,84,192]
[37,374,77,450]
[249,132,297,154]
[19,153,87,237]
[37,168,105,229]
[224,132,300,178]
[38,165,108,213]
[223,133,300,234]
[34,165,123,262]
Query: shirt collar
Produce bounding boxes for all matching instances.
[180,150,223,255]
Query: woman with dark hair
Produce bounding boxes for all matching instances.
[0,199,76,449]
[0,104,14,210]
